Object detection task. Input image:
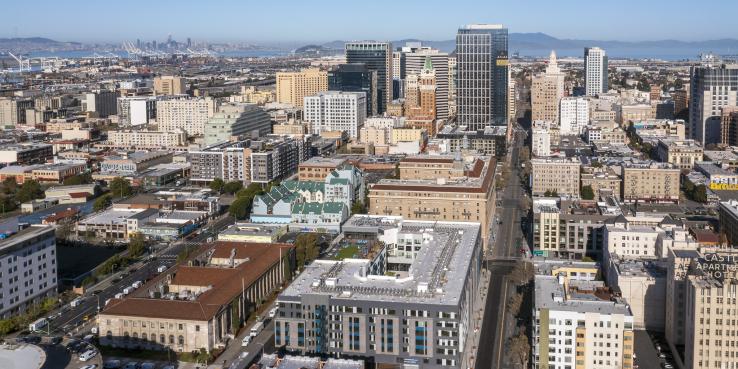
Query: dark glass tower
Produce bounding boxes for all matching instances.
[456,24,509,130]
[345,42,393,114]
[328,63,378,116]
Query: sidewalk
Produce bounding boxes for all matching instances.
[461,267,492,369]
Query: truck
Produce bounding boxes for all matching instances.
[132,281,142,289]
[29,318,48,332]
[249,321,264,337]
[70,297,83,308]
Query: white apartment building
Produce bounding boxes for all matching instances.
[560,97,590,135]
[0,226,57,319]
[107,129,188,149]
[304,91,366,138]
[156,97,216,136]
[584,47,608,97]
[532,120,554,157]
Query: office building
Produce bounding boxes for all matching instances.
[404,48,450,120]
[404,57,438,122]
[204,103,272,146]
[621,161,680,203]
[275,215,482,369]
[117,96,158,126]
[99,241,292,352]
[655,139,703,170]
[304,91,367,138]
[156,97,215,136]
[328,63,378,116]
[345,42,393,114]
[530,157,581,197]
[107,129,188,149]
[153,76,187,96]
[0,226,57,319]
[689,62,738,145]
[456,24,508,129]
[368,154,496,250]
[532,51,566,123]
[532,276,634,369]
[584,47,608,96]
[434,124,508,157]
[0,98,34,126]
[0,143,53,165]
[719,106,738,146]
[276,69,328,108]
[84,90,119,117]
[719,200,738,246]
[559,97,589,135]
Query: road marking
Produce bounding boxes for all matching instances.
[496,276,509,369]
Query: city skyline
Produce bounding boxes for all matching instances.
[3,0,738,43]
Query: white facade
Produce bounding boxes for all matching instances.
[532,121,553,157]
[584,47,608,96]
[604,224,662,258]
[107,129,188,149]
[0,226,57,319]
[304,91,366,138]
[559,97,590,135]
[156,97,215,136]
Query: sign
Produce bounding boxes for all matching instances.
[533,250,548,257]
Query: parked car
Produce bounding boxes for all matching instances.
[123,362,139,369]
[79,349,98,362]
[50,336,63,345]
[103,360,121,369]
[242,335,252,347]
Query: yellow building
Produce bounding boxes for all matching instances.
[153,76,187,96]
[390,128,427,145]
[276,69,328,107]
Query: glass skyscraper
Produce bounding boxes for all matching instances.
[456,24,509,130]
[345,42,393,114]
[328,63,378,117]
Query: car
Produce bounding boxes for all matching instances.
[91,290,102,295]
[25,335,41,344]
[79,349,97,362]
[81,365,98,369]
[50,336,63,345]
[662,365,673,369]
[111,277,122,283]
[64,339,79,349]
[123,362,139,369]
[103,360,122,369]
[241,335,252,347]
[83,334,95,342]
[268,307,278,319]
[140,363,156,369]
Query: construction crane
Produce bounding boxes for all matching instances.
[7,52,30,72]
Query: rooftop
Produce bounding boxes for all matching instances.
[0,225,54,257]
[535,275,632,316]
[78,208,158,225]
[299,157,348,168]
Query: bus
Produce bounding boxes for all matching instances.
[29,318,48,332]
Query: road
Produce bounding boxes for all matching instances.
[44,214,234,337]
[476,126,528,369]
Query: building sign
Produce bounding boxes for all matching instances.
[695,253,738,280]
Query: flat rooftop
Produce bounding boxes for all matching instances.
[535,275,632,315]
[299,157,347,168]
[218,223,286,239]
[280,216,481,306]
[610,256,667,279]
[0,225,54,257]
[372,156,494,192]
[78,208,157,225]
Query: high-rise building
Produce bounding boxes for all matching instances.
[403,48,449,120]
[153,76,187,95]
[327,63,378,116]
[448,55,457,115]
[689,61,738,145]
[559,97,590,135]
[117,96,158,126]
[404,57,437,122]
[84,90,119,118]
[304,91,367,138]
[204,103,272,146]
[156,97,216,136]
[720,106,738,146]
[456,24,509,129]
[275,68,328,107]
[0,98,34,126]
[532,51,566,123]
[584,47,608,96]
[345,42,393,113]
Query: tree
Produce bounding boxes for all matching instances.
[581,185,595,200]
[223,181,243,195]
[93,194,112,211]
[693,184,708,203]
[63,173,92,186]
[229,197,252,220]
[15,180,43,203]
[128,233,146,258]
[55,221,74,240]
[509,261,534,286]
[0,194,16,213]
[506,292,523,316]
[209,178,225,193]
[351,201,367,215]
[294,233,320,267]
[508,331,531,369]
[2,177,17,194]
[109,177,133,198]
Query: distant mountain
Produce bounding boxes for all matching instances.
[318,33,738,58]
[0,37,83,52]
[294,44,342,56]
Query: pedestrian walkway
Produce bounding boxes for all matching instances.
[461,268,492,369]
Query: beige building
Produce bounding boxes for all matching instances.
[390,128,426,145]
[531,51,565,123]
[232,86,275,105]
[369,155,496,250]
[655,139,703,170]
[298,157,348,182]
[621,161,680,203]
[530,157,581,197]
[153,76,187,96]
[617,104,654,125]
[156,97,216,136]
[581,166,622,200]
[276,69,328,107]
[98,242,292,352]
[106,129,188,149]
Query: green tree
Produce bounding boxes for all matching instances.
[581,185,595,200]
[109,177,133,198]
[209,178,225,193]
[351,201,367,215]
[0,194,16,213]
[223,181,244,195]
[229,197,252,220]
[63,173,92,185]
[94,194,112,211]
[693,184,708,203]
[15,180,43,203]
[295,233,320,264]
[2,177,17,194]
[128,232,147,258]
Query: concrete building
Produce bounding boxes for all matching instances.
[532,51,565,123]
[204,103,272,146]
[456,24,509,129]
[156,97,215,136]
[75,208,159,241]
[532,276,634,369]
[584,47,608,96]
[435,124,508,157]
[719,106,738,146]
[107,129,187,149]
[328,63,378,117]
[84,90,119,117]
[559,97,589,135]
[153,76,187,95]
[99,151,173,176]
[617,104,654,125]
[532,121,553,157]
[630,119,686,144]
[655,139,703,170]
[719,200,738,246]
[99,241,292,352]
[621,161,680,203]
[689,62,738,145]
[0,98,34,126]
[580,166,622,200]
[584,121,627,145]
[298,157,348,182]
[276,69,328,108]
[0,143,53,165]
[275,215,482,369]
[403,48,450,120]
[117,96,158,127]
[404,57,438,124]
[345,42,393,113]
[530,157,581,197]
[304,91,366,138]
[368,155,496,250]
[0,226,57,319]
[606,256,667,331]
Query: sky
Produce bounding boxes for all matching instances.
[3,0,738,44]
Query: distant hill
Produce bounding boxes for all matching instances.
[0,37,83,52]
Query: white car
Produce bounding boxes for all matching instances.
[268,307,278,318]
[241,335,252,347]
[79,349,97,362]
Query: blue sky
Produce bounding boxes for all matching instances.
[3,0,737,43]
